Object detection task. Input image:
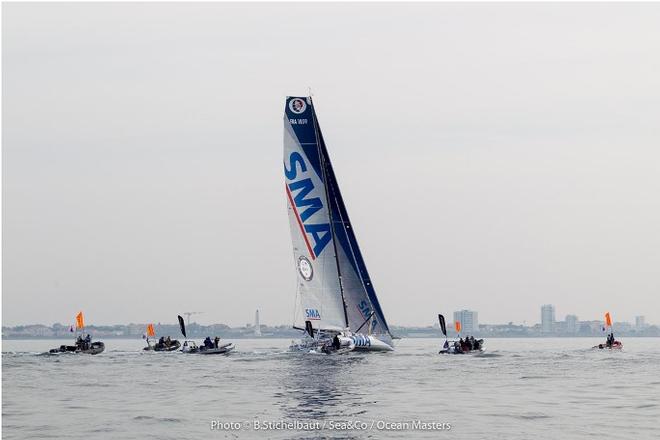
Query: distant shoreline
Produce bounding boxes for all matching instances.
[3,335,659,340]
[4,322,659,339]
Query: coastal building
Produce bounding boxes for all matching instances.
[127,324,144,336]
[453,310,479,334]
[541,304,555,334]
[635,316,646,331]
[565,315,579,334]
[613,321,632,333]
[553,320,567,334]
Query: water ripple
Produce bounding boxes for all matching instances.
[3,337,660,440]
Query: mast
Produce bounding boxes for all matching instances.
[310,97,350,330]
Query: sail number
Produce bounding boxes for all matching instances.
[289,118,308,125]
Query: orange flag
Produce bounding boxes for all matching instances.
[76,311,85,329]
[146,323,155,338]
[605,312,612,327]
[454,321,462,333]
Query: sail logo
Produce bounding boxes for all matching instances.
[358,300,379,330]
[358,301,371,318]
[351,334,371,347]
[289,98,307,114]
[285,152,332,259]
[305,308,321,320]
[298,256,313,281]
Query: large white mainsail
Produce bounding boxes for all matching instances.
[284,97,346,333]
[284,96,393,351]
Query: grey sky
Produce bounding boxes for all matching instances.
[3,3,659,327]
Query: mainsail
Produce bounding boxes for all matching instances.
[284,96,391,337]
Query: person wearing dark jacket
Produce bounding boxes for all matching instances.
[606,333,616,347]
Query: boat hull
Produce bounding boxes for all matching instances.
[439,348,484,355]
[197,343,235,355]
[439,339,484,355]
[182,341,235,354]
[351,334,394,352]
[290,333,393,354]
[593,341,623,350]
[143,340,181,352]
[49,342,105,355]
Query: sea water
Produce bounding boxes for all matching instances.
[2,338,659,439]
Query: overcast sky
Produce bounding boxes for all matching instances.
[3,3,659,328]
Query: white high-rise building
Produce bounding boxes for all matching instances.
[453,310,479,334]
[254,309,262,337]
[565,315,579,333]
[541,305,555,333]
[635,316,646,331]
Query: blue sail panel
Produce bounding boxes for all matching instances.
[284,97,323,182]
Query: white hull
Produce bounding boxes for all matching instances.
[351,334,394,352]
[289,333,394,354]
[439,347,484,355]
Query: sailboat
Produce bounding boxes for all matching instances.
[284,96,394,353]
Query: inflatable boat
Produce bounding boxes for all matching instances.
[49,341,105,355]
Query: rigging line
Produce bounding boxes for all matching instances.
[310,96,350,330]
[315,111,384,336]
[331,189,379,333]
[331,190,392,337]
[355,311,376,334]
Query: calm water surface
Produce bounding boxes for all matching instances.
[3,338,659,439]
